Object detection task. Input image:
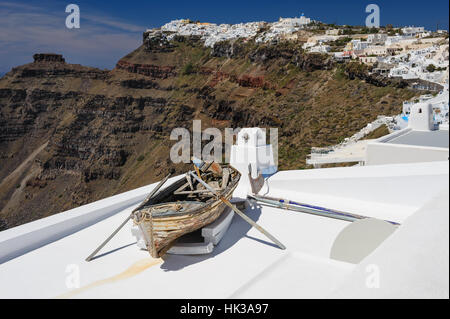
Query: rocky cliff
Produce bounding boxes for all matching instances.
[0,35,418,230]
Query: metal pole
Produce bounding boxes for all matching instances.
[85,173,171,262]
[249,194,400,226]
[189,171,286,250]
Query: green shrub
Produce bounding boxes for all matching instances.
[182,62,195,75]
[426,64,436,72]
[344,61,369,79]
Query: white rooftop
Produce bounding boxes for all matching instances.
[386,129,449,148]
[0,161,448,298]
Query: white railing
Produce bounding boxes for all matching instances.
[307,116,395,162]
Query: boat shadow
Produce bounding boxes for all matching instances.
[160,203,271,271]
[90,242,137,261]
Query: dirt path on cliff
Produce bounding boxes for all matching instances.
[0,141,48,214]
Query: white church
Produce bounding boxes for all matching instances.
[278,13,312,27]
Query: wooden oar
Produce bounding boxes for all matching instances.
[194,164,203,182]
[188,171,286,250]
[85,173,171,262]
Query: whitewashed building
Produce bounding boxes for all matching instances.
[401,26,425,37]
[309,44,331,53]
[367,34,387,45]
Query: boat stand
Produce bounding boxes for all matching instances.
[131,200,245,255]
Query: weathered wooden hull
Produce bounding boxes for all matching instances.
[134,165,240,258]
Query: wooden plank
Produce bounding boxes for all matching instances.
[186,173,194,190]
[222,168,230,189]
[174,183,188,193]
[176,189,222,195]
[201,161,213,172]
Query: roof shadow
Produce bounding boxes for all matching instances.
[159,203,267,271]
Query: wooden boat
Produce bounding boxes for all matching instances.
[132,162,241,258]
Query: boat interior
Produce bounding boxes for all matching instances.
[138,166,239,217]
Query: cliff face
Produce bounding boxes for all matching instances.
[0,37,417,230]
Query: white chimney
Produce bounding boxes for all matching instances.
[230,128,277,199]
[408,103,434,131]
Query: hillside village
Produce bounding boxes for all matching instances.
[146,14,448,82]
[144,14,449,169]
[146,14,449,127]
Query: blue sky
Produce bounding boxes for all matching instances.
[0,0,448,74]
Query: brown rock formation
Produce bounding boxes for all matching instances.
[33,53,65,63]
[116,60,177,78]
